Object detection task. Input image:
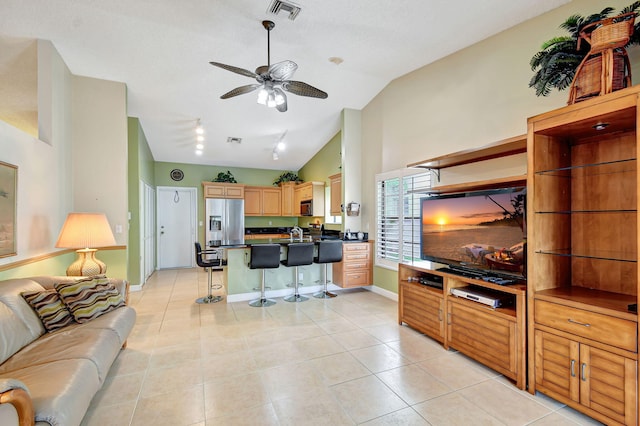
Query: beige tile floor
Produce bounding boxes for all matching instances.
[81,268,604,426]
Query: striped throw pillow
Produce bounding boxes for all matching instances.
[55,276,125,323]
[21,289,75,332]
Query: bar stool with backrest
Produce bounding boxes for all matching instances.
[313,240,343,298]
[194,242,223,304]
[281,242,315,302]
[249,244,282,307]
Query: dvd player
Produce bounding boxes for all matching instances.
[450,286,512,308]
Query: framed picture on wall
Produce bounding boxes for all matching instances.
[0,161,17,258]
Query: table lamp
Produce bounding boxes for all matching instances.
[55,212,116,276]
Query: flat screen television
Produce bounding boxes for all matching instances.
[420,187,526,279]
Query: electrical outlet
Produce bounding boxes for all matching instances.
[268,220,272,225]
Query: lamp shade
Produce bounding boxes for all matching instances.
[56,213,116,276]
[55,213,116,249]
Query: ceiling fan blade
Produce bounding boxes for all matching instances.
[274,88,287,112]
[282,81,328,99]
[269,60,298,81]
[209,61,258,79]
[220,84,262,99]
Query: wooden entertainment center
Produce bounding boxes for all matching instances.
[400,135,528,390]
[400,87,640,425]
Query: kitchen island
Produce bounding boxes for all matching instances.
[219,238,366,302]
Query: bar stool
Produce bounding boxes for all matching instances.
[194,242,223,304]
[249,244,281,307]
[281,242,314,303]
[313,240,343,299]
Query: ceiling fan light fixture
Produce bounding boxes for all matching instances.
[257,88,268,105]
[267,92,277,108]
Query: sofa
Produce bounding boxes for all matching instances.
[0,275,136,426]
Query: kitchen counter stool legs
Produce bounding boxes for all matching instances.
[249,244,281,307]
[281,243,315,303]
[194,242,224,304]
[313,241,343,299]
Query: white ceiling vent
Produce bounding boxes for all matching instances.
[226,137,242,144]
[267,0,301,21]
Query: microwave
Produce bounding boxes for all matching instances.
[300,200,313,216]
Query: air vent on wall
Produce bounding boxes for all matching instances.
[267,0,301,21]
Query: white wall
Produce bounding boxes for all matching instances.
[71,76,128,245]
[0,41,73,265]
[361,0,640,248]
[0,39,129,268]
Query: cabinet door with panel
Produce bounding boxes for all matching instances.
[244,186,281,216]
[399,282,444,343]
[535,330,637,426]
[280,182,296,216]
[203,182,245,199]
[447,298,517,380]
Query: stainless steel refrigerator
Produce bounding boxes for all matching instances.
[205,198,245,246]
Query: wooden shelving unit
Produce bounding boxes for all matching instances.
[527,86,640,426]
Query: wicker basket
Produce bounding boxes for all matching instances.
[590,19,634,51]
[572,51,629,102]
[580,12,636,53]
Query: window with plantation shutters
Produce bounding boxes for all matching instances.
[376,169,431,269]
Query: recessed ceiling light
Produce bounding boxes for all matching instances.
[196,143,204,150]
[277,141,286,151]
[592,122,609,131]
[197,135,204,142]
[195,150,203,156]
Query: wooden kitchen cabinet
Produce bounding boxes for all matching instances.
[333,242,372,288]
[293,181,325,216]
[202,182,244,199]
[329,173,342,216]
[244,186,281,216]
[280,182,296,217]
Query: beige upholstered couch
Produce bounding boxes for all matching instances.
[0,276,136,426]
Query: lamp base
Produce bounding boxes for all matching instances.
[66,248,107,277]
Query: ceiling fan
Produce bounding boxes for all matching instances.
[209,20,328,112]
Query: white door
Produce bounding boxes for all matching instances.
[157,187,196,269]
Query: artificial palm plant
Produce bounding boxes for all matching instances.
[529,2,640,97]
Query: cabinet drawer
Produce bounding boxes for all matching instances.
[344,243,369,252]
[344,252,370,262]
[344,271,370,287]
[535,300,637,352]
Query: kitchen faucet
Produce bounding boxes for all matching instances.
[290,226,303,242]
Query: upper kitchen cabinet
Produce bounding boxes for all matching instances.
[245,186,282,216]
[329,173,342,216]
[280,182,296,217]
[294,181,325,216]
[202,182,245,199]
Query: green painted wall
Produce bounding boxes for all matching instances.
[374,266,398,294]
[154,162,302,242]
[127,117,156,286]
[298,131,342,231]
[298,131,341,183]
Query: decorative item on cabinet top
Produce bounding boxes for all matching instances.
[529,3,639,102]
[212,170,237,183]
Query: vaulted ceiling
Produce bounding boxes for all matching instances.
[0,0,569,170]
